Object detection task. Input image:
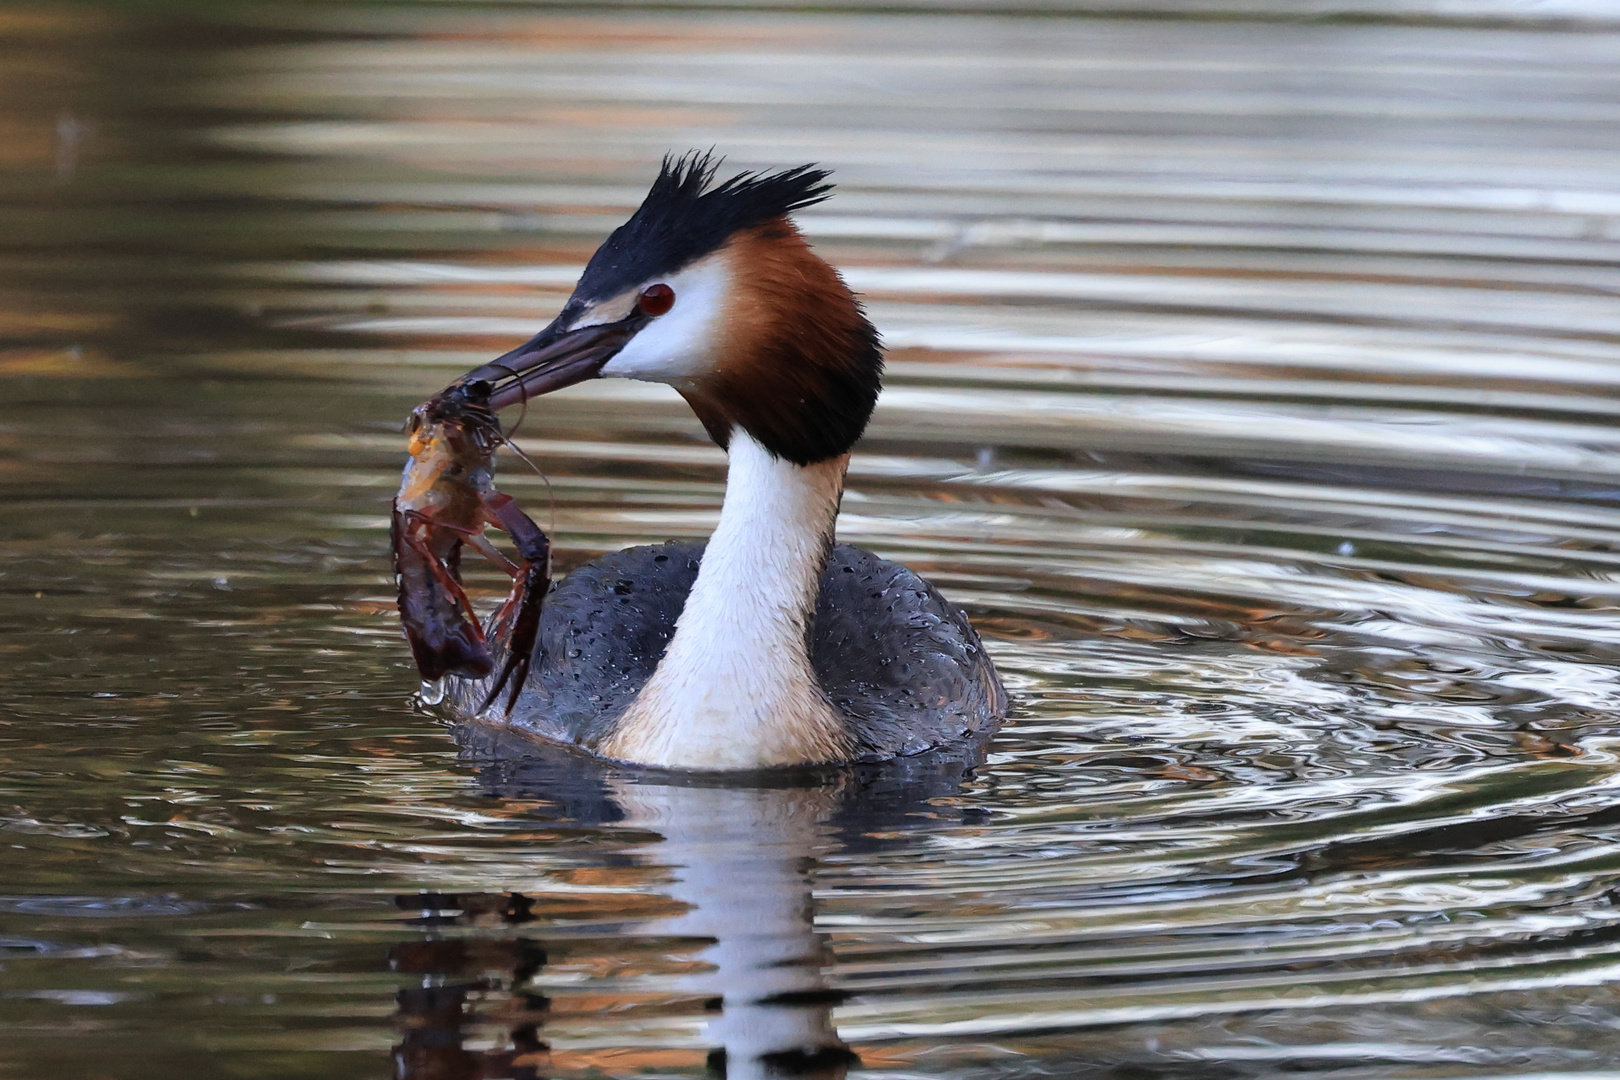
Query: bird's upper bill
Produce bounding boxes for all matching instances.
[452,151,884,465]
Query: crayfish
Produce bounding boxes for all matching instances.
[390,379,549,715]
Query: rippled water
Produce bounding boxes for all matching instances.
[7,4,1620,1077]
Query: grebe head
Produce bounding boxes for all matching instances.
[462,152,883,465]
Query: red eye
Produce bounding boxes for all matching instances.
[638,283,675,317]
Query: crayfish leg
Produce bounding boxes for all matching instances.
[466,530,519,577]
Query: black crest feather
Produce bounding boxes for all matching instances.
[573,151,834,303]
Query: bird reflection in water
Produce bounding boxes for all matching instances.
[390,893,551,1080]
[387,727,984,1080]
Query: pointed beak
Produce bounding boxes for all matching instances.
[458,311,644,411]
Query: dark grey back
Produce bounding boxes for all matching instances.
[458,542,1007,761]
[812,546,1006,758]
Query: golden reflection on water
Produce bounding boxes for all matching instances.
[7,3,1620,1078]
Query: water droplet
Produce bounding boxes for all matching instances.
[418,678,446,706]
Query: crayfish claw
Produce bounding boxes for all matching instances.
[478,559,548,716]
[392,503,497,683]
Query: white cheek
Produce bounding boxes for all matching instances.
[600,256,729,382]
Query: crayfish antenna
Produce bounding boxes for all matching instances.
[498,436,558,537]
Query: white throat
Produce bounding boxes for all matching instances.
[602,431,851,769]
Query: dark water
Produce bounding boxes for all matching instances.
[7,3,1620,1077]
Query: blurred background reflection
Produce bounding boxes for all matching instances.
[7,2,1620,1077]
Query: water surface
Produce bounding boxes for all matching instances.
[6,4,1620,1077]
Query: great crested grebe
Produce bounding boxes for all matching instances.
[435,153,1007,770]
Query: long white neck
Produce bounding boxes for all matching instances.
[602,430,851,769]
